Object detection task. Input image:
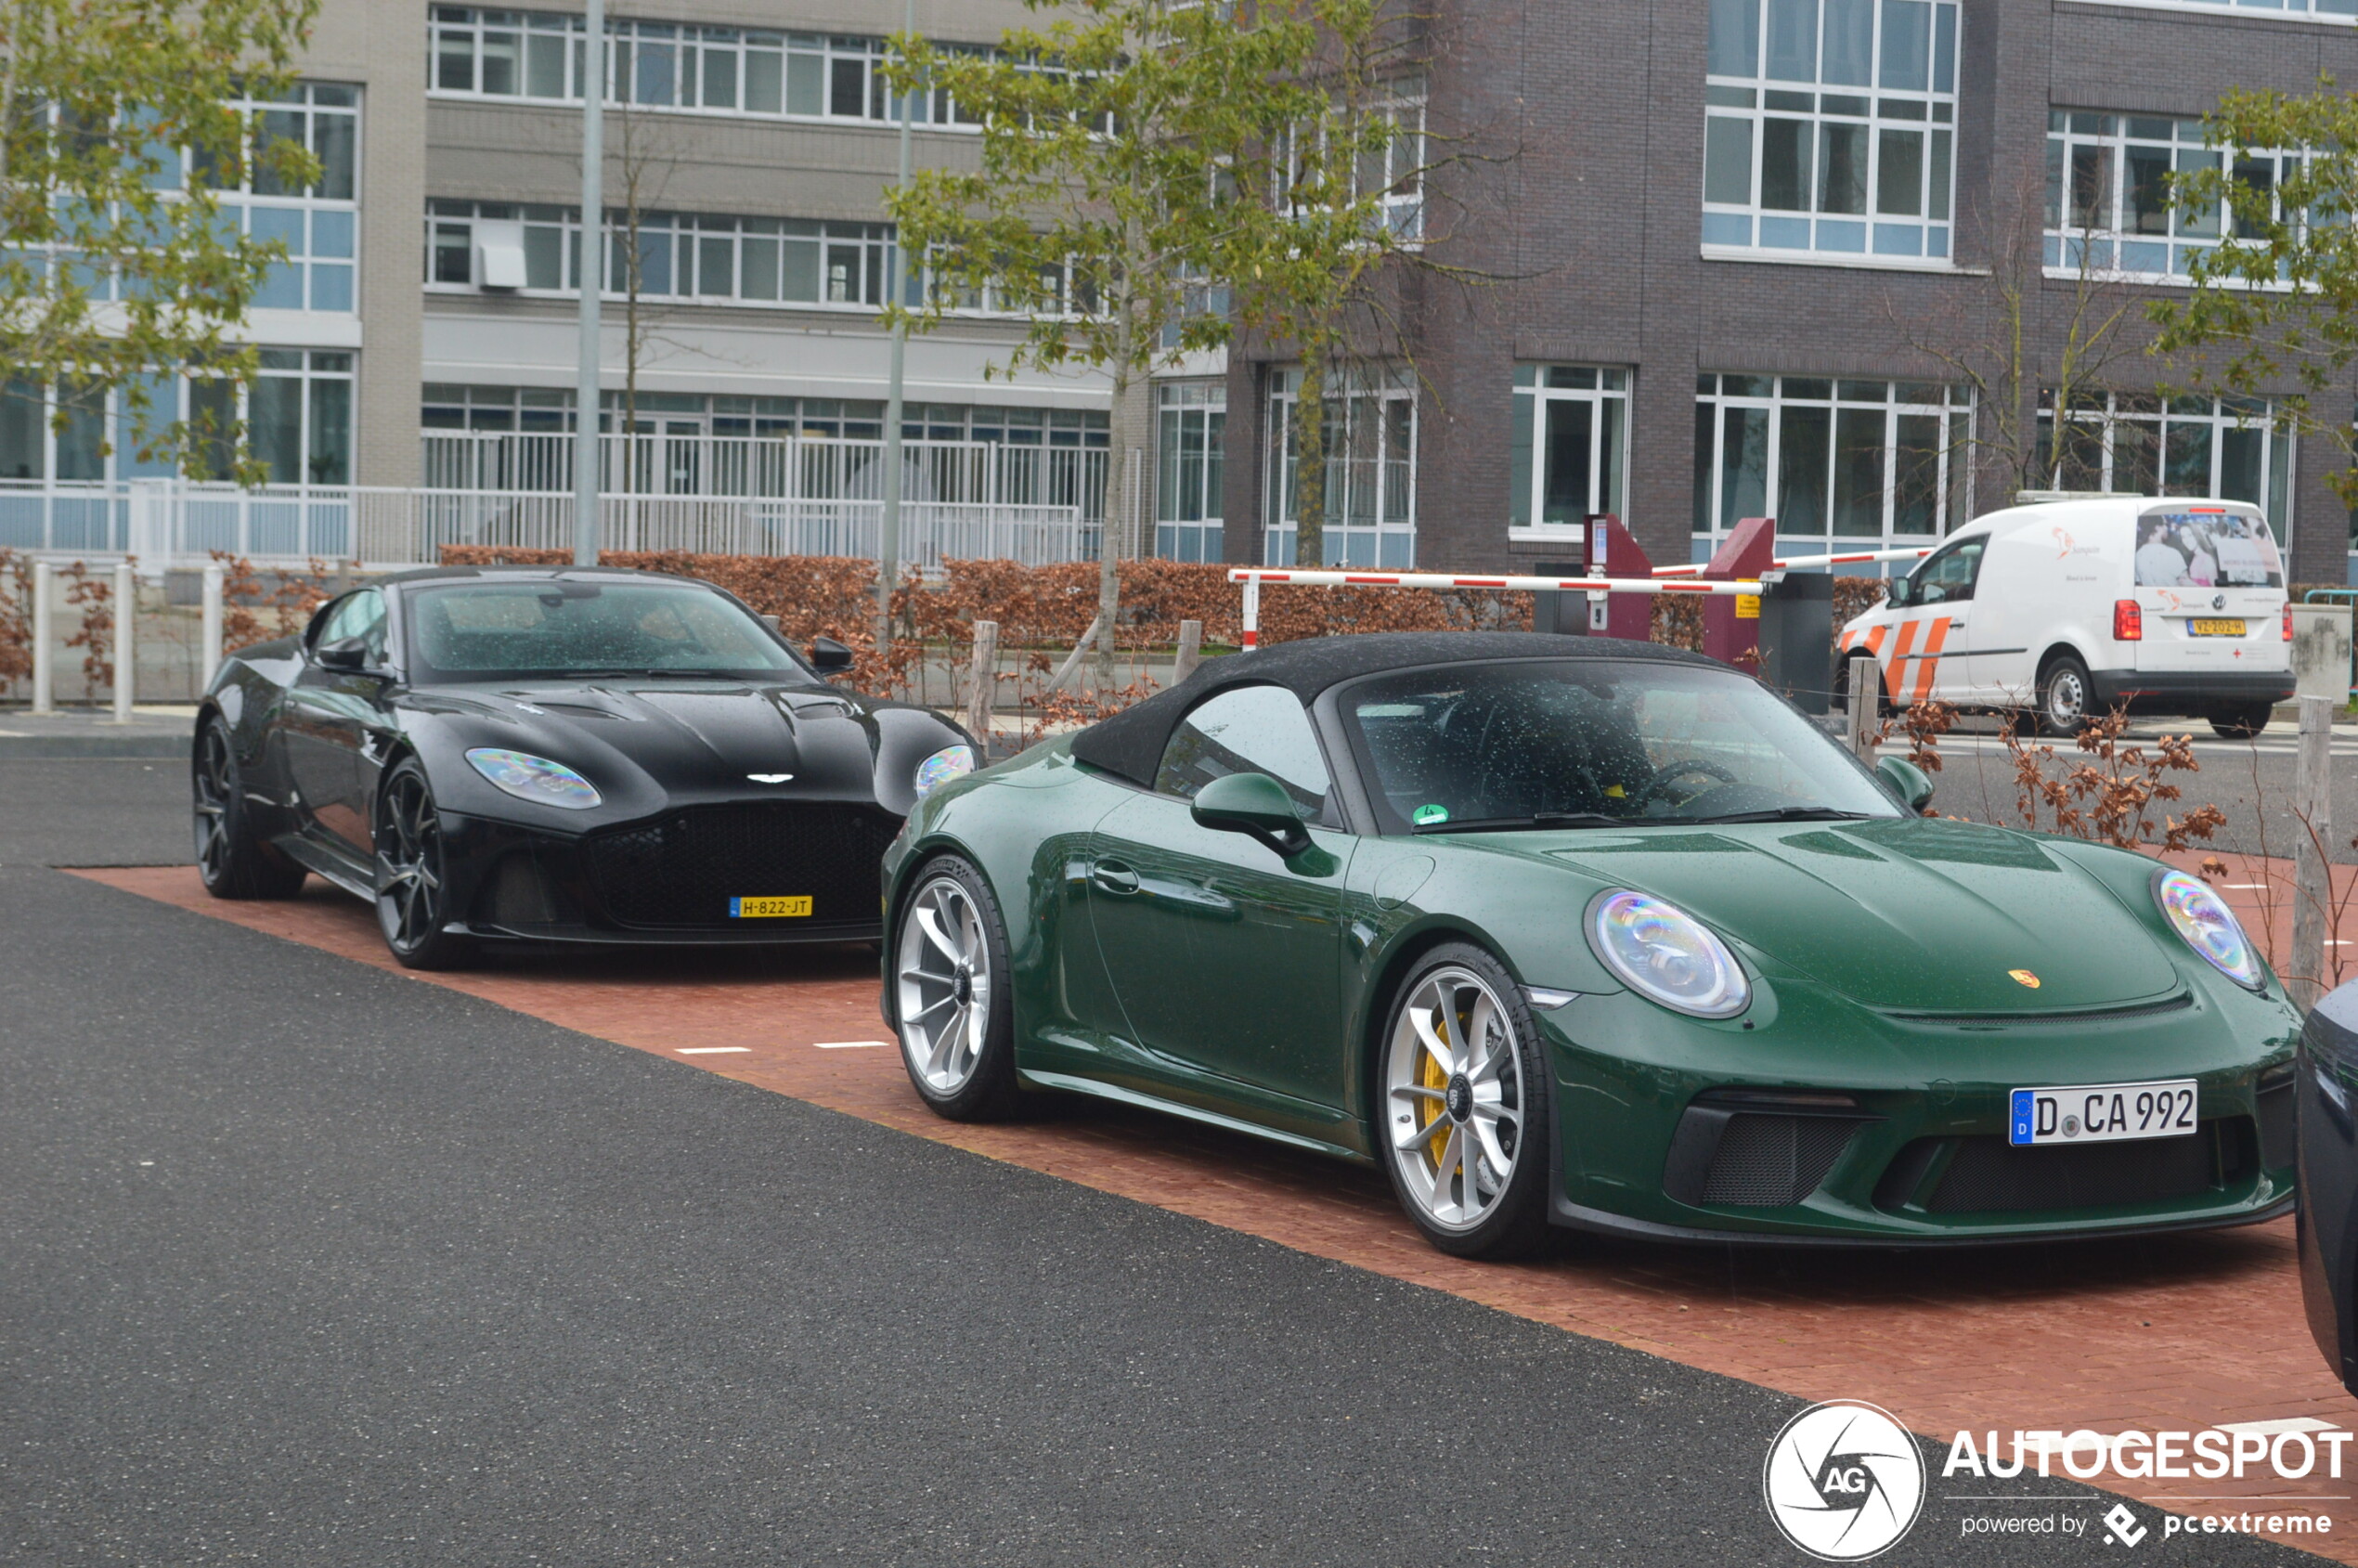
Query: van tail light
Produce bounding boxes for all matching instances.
[2114,599,2143,641]
[2284,603,2295,641]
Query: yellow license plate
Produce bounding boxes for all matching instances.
[730,895,812,918]
[2189,618,2247,637]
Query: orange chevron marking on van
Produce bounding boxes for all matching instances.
[1882,618,1921,699]
[1910,616,1953,703]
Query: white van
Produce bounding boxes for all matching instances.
[1837,496,2293,736]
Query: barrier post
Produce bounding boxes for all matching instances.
[201,562,226,690]
[1173,618,1203,682]
[1587,515,1653,640]
[1240,577,1260,650]
[965,618,998,745]
[1702,516,1776,670]
[111,559,135,720]
[2293,693,2336,1011]
[30,560,54,715]
[1846,653,1879,760]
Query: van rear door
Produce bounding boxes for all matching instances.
[2130,503,2288,677]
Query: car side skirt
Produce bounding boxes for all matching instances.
[1020,1069,1374,1165]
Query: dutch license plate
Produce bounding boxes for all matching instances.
[2008,1079,2197,1147]
[2190,618,2247,637]
[731,895,812,919]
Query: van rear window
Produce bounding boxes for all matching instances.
[2132,511,2282,590]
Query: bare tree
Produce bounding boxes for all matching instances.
[609,98,686,492]
[1886,156,2148,502]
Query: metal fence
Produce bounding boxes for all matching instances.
[0,471,1097,572]
[421,432,1108,520]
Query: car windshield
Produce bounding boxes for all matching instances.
[1340,658,1902,833]
[404,579,813,682]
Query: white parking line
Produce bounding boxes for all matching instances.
[814,1040,890,1049]
[674,1046,751,1055]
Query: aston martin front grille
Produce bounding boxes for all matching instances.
[582,803,900,928]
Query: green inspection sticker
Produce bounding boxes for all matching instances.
[1412,803,1450,826]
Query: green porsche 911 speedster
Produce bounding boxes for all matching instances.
[878,632,2298,1257]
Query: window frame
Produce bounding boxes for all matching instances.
[1263,365,1417,568]
[1692,373,1971,553]
[1509,365,1632,541]
[2037,390,2293,539]
[1702,0,1961,266]
[1155,381,1225,563]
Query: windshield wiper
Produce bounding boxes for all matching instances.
[1412,811,1633,835]
[1677,807,1877,825]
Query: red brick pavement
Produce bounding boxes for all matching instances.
[71,860,2358,1562]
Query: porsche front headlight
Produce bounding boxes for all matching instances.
[2153,868,2263,990]
[464,748,602,810]
[913,744,977,798]
[1587,889,1751,1018]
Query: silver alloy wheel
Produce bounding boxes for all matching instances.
[897,875,991,1095]
[2044,666,2086,729]
[192,725,235,882]
[376,769,447,952]
[1383,965,1524,1231]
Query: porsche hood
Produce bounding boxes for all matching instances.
[1520,816,2184,1013]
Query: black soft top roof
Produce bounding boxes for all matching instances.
[1069,631,1718,788]
[373,564,701,588]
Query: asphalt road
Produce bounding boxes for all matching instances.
[0,767,2323,1566]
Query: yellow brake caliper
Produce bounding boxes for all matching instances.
[1416,1011,1450,1177]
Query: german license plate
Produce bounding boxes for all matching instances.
[730,895,812,918]
[2189,618,2247,636]
[2008,1079,2197,1147]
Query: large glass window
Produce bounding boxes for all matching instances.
[1264,367,1415,568]
[2043,110,2304,281]
[146,82,361,314]
[1703,0,1960,262]
[1509,366,1629,538]
[0,353,351,486]
[428,8,983,127]
[2062,0,2353,14]
[2037,391,2291,538]
[1692,374,1969,551]
[1156,382,1224,563]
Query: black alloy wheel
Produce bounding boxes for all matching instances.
[373,758,474,970]
[191,719,305,900]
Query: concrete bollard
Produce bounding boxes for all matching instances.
[1846,652,1879,760]
[2293,693,2337,1012]
[201,563,225,690]
[1173,618,1202,684]
[29,560,53,716]
[111,559,135,721]
[964,619,998,745]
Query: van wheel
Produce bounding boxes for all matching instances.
[2209,705,2273,740]
[2037,655,2094,736]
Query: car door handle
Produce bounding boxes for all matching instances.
[1090,860,1140,895]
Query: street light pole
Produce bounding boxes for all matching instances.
[572,0,606,567]
[876,0,915,654]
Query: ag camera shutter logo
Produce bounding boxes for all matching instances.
[1763,1400,1926,1561]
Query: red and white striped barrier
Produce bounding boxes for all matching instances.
[1224,566,1763,650]
[1649,544,1935,577]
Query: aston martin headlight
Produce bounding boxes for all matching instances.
[464,748,602,810]
[913,744,977,798]
[2154,868,2263,989]
[1587,889,1751,1018]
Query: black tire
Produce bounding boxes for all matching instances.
[2037,654,2095,736]
[891,855,1023,1121]
[2209,705,2274,739]
[371,758,475,971]
[1376,942,1555,1260]
[191,718,305,900]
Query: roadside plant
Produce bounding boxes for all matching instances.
[2000,709,2226,854]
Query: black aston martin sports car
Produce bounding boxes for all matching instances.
[191,564,976,968]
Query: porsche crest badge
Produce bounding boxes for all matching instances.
[2008,969,2041,989]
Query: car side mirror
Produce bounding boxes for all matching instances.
[1191,771,1313,859]
[317,635,373,673]
[809,636,853,674]
[1877,755,1935,814]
